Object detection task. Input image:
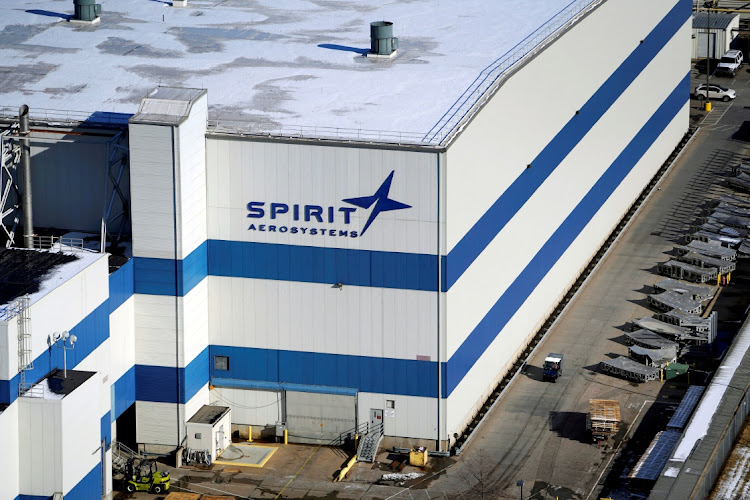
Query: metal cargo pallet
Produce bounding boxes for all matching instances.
[653,278,716,301]
[599,356,660,383]
[655,310,710,333]
[657,260,718,283]
[629,345,676,368]
[678,251,736,274]
[647,291,702,315]
[633,317,689,341]
[689,230,742,248]
[677,241,736,262]
[624,329,679,353]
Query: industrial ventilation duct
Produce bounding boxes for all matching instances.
[73,0,102,22]
[370,21,398,56]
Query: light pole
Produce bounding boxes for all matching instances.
[516,479,524,500]
[704,0,716,111]
[48,330,77,378]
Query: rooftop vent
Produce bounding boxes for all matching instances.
[73,0,101,23]
[370,21,398,56]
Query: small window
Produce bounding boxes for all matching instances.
[194,432,202,439]
[214,355,229,371]
[386,399,395,409]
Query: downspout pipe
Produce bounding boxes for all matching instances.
[19,105,33,249]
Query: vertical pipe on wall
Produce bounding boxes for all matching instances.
[436,151,442,452]
[19,105,33,249]
[171,127,182,447]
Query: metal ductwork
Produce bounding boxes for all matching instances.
[370,21,398,56]
[73,0,102,22]
[19,105,33,249]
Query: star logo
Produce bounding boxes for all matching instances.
[342,171,411,235]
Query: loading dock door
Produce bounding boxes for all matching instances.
[285,391,356,445]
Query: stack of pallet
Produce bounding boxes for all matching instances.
[586,399,621,441]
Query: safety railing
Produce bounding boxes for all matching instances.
[422,0,603,145]
[31,235,85,251]
[207,119,431,146]
[0,105,131,126]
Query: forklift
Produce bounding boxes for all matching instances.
[123,457,170,494]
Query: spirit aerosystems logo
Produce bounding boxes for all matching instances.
[246,170,411,238]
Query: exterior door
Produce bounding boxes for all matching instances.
[370,408,383,429]
[697,31,717,59]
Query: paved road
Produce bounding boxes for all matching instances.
[427,67,750,500]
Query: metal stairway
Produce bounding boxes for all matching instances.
[112,441,140,473]
[356,423,384,463]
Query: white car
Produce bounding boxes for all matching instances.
[694,84,736,102]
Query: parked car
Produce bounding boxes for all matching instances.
[716,49,743,76]
[694,84,736,102]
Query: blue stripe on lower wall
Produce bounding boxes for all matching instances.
[112,366,136,420]
[209,345,438,398]
[135,347,208,404]
[445,73,690,395]
[443,0,691,290]
[65,462,102,499]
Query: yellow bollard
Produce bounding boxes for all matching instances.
[717,273,721,286]
[284,428,288,444]
[248,425,253,443]
[705,101,712,112]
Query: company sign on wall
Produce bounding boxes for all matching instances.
[246,171,411,239]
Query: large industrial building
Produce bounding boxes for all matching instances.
[0,0,690,497]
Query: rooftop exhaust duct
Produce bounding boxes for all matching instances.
[370,21,398,56]
[19,105,33,249]
[73,0,102,22]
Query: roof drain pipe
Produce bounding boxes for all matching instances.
[19,105,34,249]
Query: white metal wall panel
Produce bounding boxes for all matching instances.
[14,254,109,378]
[205,138,438,254]
[177,94,209,258]
[136,384,209,446]
[19,398,62,495]
[358,393,438,441]
[28,134,112,231]
[444,0,690,436]
[0,322,12,380]
[60,373,101,495]
[108,296,136,382]
[183,278,209,365]
[134,279,208,367]
[209,387,283,427]
[129,123,176,259]
[446,17,690,359]
[0,403,19,500]
[209,276,436,360]
[444,0,683,253]
[74,339,112,425]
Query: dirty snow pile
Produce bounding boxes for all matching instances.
[382,472,424,481]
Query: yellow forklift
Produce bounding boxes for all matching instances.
[123,457,170,494]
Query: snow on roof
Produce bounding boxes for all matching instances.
[0,0,592,143]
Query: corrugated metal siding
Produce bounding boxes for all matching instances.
[286,391,356,444]
[0,404,20,500]
[129,123,177,259]
[178,94,208,258]
[443,0,690,436]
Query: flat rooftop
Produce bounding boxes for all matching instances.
[0,0,590,143]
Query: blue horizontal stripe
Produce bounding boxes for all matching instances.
[101,411,111,450]
[134,240,438,296]
[109,258,134,313]
[212,378,359,396]
[444,0,691,290]
[112,366,136,420]
[134,241,208,296]
[446,72,690,395]
[135,347,208,404]
[208,240,438,291]
[209,345,438,398]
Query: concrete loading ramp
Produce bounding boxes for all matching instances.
[213,444,277,468]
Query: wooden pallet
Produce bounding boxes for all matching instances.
[164,493,201,500]
[588,399,621,437]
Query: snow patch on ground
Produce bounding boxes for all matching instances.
[382,472,424,481]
